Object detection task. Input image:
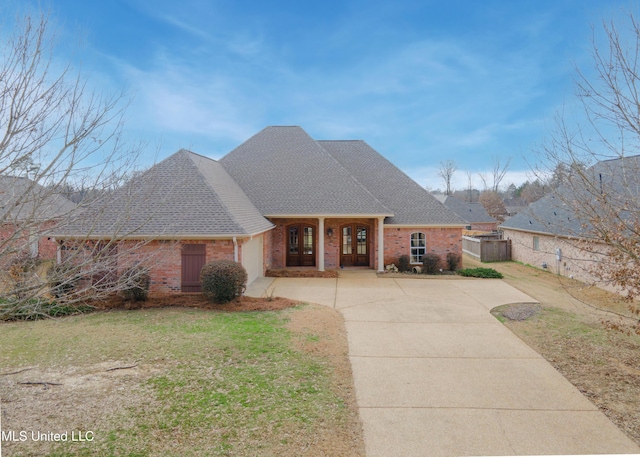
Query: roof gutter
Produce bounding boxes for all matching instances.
[384,223,467,228]
[500,225,588,240]
[263,213,394,218]
[48,227,275,241]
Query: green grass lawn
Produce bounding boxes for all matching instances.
[0,307,361,456]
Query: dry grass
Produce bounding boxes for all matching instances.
[0,300,364,456]
[477,257,640,446]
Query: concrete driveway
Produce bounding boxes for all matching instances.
[254,272,640,456]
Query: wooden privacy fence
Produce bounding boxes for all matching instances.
[462,236,512,262]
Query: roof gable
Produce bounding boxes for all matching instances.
[220,126,392,216]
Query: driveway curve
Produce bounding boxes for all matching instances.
[263,272,640,456]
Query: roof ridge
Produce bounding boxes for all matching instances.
[315,140,393,215]
[184,153,247,234]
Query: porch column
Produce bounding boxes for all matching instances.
[377,217,385,272]
[318,217,325,271]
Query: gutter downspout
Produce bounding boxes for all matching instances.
[233,237,239,262]
[378,217,385,272]
[54,238,61,264]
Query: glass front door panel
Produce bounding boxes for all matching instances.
[289,227,299,254]
[357,227,367,254]
[342,227,352,255]
[303,227,313,254]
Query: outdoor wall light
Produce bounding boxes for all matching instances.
[327,228,333,237]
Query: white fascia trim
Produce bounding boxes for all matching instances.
[264,213,394,218]
[52,233,263,241]
[500,226,587,241]
[384,224,467,228]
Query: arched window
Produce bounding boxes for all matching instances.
[410,232,426,264]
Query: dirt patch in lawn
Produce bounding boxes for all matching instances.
[285,304,364,456]
[0,298,365,456]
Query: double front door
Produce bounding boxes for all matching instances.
[341,224,369,267]
[287,224,315,266]
[285,222,370,268]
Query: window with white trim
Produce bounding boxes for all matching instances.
[533,236,540,251]
[410,232,426,263]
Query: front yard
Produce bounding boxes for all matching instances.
[468,257,640,446]
[0,304,364,456]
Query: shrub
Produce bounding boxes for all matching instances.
[0,297,94,321]
[200,260,248,304]
[48,264,82,299]
[457,267,503,278]
[446,252,461,271]
[121,266,151,302]
[397,255,411,272]
[422,253,441,274]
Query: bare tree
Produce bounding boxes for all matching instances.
[536,11,640,333]
[438,160,456,195]
[490,156,511,193]
[478,191,507,222]
[465,170,475,202]
[0,12,167,319]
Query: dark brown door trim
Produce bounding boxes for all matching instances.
[286,224,316,267]
[340,223,370,267]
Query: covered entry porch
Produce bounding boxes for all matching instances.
[266,216,388,272]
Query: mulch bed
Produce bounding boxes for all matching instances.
[266,269,338,278]
[92,294,301,312]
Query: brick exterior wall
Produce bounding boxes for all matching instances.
[115,239,236,294]
[268,218,462,271]
[502,228,620,293]
[75,222,463,295]
[0,220,59,263]
[269,217,380,269]
[383,227,462,268]
[470,222,498,232]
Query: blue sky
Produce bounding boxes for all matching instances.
[2,0,635,191]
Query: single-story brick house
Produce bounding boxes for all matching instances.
[53,126,465,293]
[0,176,76,261]
[435,195,498,232]
[500,155,639,292]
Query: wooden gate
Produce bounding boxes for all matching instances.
[462,236,511,262]
[181,244,206,292]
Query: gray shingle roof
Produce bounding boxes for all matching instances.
[439,195,496,224]
[500,155,640,237]
[220,126,393,216]
[54,150,273,238]
[318,140,466,225]
[499,193,585,236]
[0,176,76,222]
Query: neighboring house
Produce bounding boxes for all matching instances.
[435,195,498,232]
[0,176,76,261]
[54,126,466,293]
[500,155,639,290]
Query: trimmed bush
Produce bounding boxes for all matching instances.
[397,255,411,272]
[200,260,248,304]
[422,253,441,274]
[121,266,151,302]
[457,267,503,279]
[446,252,461,271]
